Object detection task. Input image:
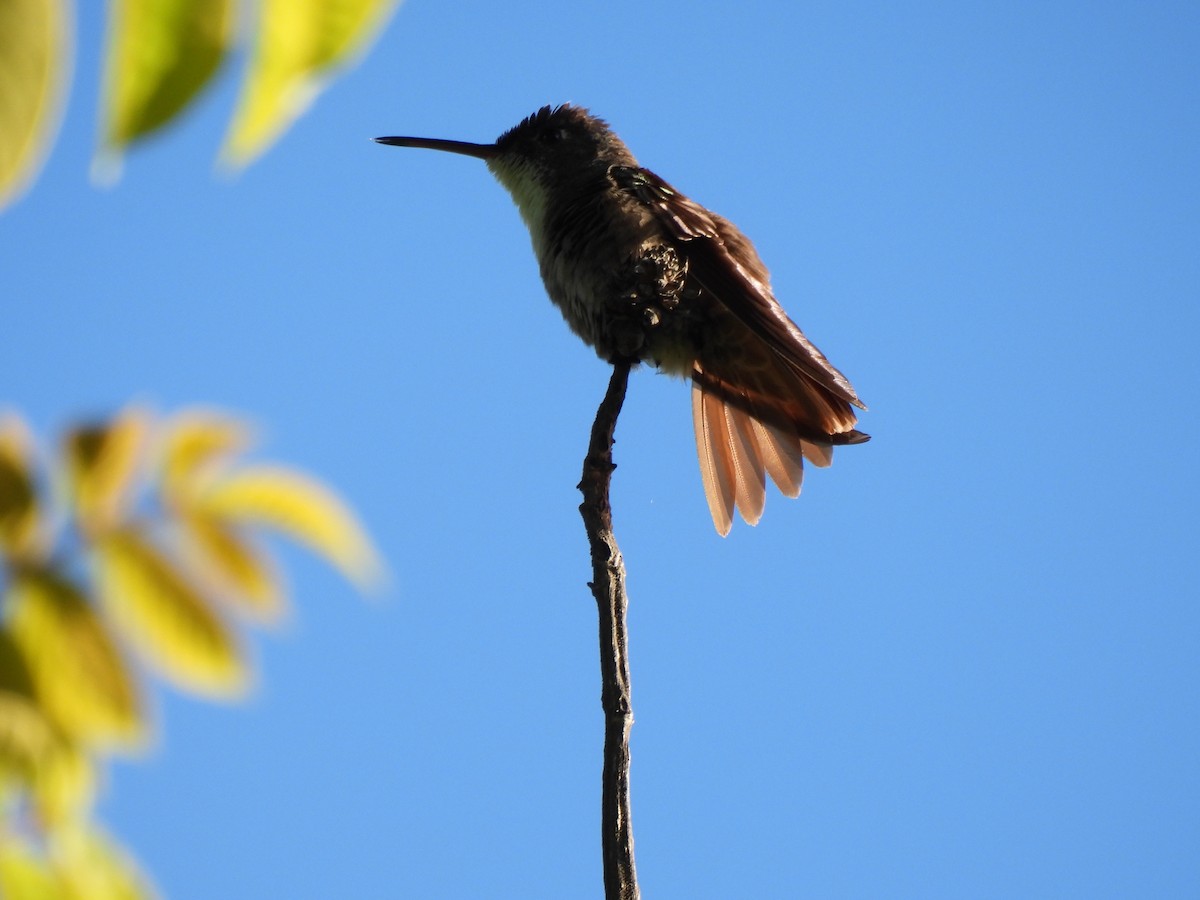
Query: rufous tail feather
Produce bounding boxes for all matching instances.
[690,363,863,535]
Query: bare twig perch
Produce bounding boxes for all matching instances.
[578,359,640,900]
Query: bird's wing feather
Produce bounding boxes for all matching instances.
[610,165,867,412]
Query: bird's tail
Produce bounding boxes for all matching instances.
[691,362,869,536]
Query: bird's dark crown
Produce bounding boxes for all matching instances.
[494,105,638,172]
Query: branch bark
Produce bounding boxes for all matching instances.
[578,360,640,900]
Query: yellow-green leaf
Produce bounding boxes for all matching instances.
[199,465,381,588]
[0,691,56,786]
[52,821,157,900]
[0,413,42,559]
[178,512,285,623]
[0,626,37,699]
[93,529,246,697]
[0,627,94,825]
[9,571,144,749]
[63,408,149,537]
[99,0,235,153]
[0,0,70,212]
[157,409,253,502]
[33,741,95,828]
[0,840,61,900]
[0,627,58,789]
[222,0,398,166]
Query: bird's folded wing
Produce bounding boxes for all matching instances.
[610,165,867,413]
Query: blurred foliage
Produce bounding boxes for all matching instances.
[1,2,397,891]
[0,0,399,211]
[0,0,69,211]
[0,406,381,897]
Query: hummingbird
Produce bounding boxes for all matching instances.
[375,105,868,535]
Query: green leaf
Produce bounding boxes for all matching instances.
[0,413,42,560]
[0,625,96,825]
[198,465,382,589]
[178,511,285,623]
[0,691,56,786]
[93,528,246,698]
[33,741,95,829]
[0,0,70,212]
[99,0,235,155]
[0,628,58,788]
[9,571,145,750]
[223,0,398,165]
[63,408,149,537]
[0,840,62,900]
[53,821,158,900]
[156,408,253,502]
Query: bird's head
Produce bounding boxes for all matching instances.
[376,105,636,234]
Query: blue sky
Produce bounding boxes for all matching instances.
[5,1,1199,897]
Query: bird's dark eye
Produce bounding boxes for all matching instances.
[540,127,568,144]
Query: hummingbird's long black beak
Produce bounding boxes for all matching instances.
[373,136,498,159]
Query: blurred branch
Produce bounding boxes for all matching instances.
[578,360,640,900]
